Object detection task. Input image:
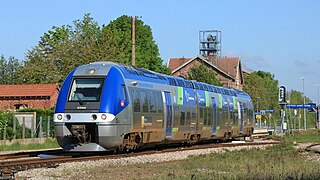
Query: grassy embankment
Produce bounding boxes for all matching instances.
[0,138,60,152]
[282,129,320,143]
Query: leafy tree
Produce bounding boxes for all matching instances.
[243,71,279,127]
[187,63,222,86]
[20,14,170,84]
[0,55,23,84]
[244,71,279,112]
[102,15,170,74]
[288,90,304,104]
[244,71,316,128]
[0,111,8,137]
[286,90,315,129]
[0,56,5,83]
[21,14,102,84]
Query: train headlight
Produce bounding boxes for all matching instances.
[101,114,107,120]
[88,69,95,74]
[57,114,63,120]
[92,114,97,120]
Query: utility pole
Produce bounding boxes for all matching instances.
[317,84,320,128]
[302,77,306,130]
[131,16,136,66]
[256,97,260,128]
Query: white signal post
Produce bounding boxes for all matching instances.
[279,86,286,134]
[301,77,306,131]
[317,84,320,129]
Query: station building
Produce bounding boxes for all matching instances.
[0,84,60,110]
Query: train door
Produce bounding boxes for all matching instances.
[211,97,217,135]
[164,92,173,138]
[238,102,244,133]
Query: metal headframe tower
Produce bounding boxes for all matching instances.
[199,30,222,57]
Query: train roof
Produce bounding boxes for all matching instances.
[79,62,250,98]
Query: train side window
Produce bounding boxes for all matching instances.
[132,89,141,112]
[180,106,185,126]
[230,109,234,125]
[186,106,191,125]
[174,106,180,126]
[140,90,149,112]
[155,91,163,113]
[149,91,156,113]
[204,108,208,125]
[191,107,196,122]
[208,108,213,125]
[200,107,204,119]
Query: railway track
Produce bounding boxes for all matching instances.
[0,140,280,179]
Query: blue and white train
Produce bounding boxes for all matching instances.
[54,62,254,151]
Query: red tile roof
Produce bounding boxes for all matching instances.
[168,56,241,79]
[0,84,60,97]
[206,56,240,78]
[167,57,192,71]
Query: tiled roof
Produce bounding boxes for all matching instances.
[168,56,241,79]
[0,84,60,97]
[167,57,192,71]
[206,57,240,78]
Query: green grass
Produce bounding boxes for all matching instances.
[274,129,320,143]
[181,143,320,179]
[64,142,320,179]
[0,138,60,151]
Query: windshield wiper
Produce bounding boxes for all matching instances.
[75,93,85,105]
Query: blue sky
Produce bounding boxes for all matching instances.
[1,0,320,103]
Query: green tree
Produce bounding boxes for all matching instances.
[20,14,170,84]
[0,111,8,137]
[244,71,279,112]
[21,14,102,84]
[0,56,6,84]
[102,15,170,74]
[287,90,315,129]
[0,55,22,84]
[288,90,305,104]
[187,63,222,86]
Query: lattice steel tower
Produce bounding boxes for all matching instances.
[199,30,221,57]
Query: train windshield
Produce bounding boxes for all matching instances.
[68,78,104,102]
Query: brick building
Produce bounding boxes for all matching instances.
[167,56,244,90]
[0,84,60,110]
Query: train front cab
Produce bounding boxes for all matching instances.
[54,65,131,151]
